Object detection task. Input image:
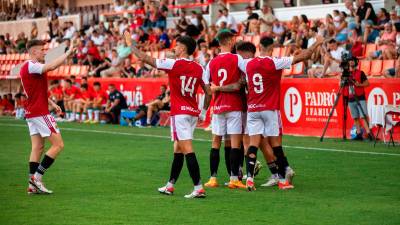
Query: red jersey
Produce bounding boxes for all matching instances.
[93,90,108,104]
[19,60,49,118]
[242,56,293,112]
[49,86,63,102]
[204,52,245,114]
[80,90,93,100]
[156,58,204,117]
[64,86,81,99]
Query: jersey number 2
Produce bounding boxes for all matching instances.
[217,69,227,86]
[180,76,197,97]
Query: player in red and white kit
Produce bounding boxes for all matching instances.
[129,34,212,198]
[86,82,108,123]
[20,39,75,194]
[63,79,81,122]
[241,36,324,191]
[203,32,247,189]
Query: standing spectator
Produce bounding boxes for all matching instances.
[356,0,378,26]
[260,5,276,35]
[31,22,38,40]
[106,84,128,124]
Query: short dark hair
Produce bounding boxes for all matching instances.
[328,39,337,44]
[217,31,235,46]
[94,82,101,87]
[176,35,197,55]
[65,79,72,84]
[236,41,256,54]
[81,83,88,89]
[71,75,76,79]
[26,40,46,49]
[260,36,274,49]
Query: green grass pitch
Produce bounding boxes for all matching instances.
[0,117,399,225]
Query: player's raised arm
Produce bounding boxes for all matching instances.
[291,36,324,65]
[41,40,75,73]
[125,31,157,68]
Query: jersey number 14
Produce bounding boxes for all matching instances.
[180,76,197,97]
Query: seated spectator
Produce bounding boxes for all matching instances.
[31,22,38,40]
[308,39,344,78]
[363,21,380,43]
[136,60,150,77]
[369,23,397,60]
[384,57,400,78]
[113,0,125,12]
[100,49,121,77]
[106,84,128,124]
[154,26,170,50]
[121,58,136,78]
[243,6,259,34]
[91,30,105,46]
[376,8,391,29]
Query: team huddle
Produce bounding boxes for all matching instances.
[21,31,323,198]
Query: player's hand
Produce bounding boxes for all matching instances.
[210,83,220,93]
[124,30,132,47]
[199,109,207,121]
[54,105,62,115]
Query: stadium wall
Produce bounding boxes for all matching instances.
[0,14,81,40]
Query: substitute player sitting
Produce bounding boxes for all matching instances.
[129,33,212,198]
[21,39,75,194]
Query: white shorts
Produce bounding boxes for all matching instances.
[242,112,248,135]
[170,115,198,141]
[26,114,60,137]
[212,111,243,136]
[247,110,282,137]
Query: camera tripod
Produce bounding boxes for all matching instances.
[320,78,369,142]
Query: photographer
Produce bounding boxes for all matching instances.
[345,57,374,141]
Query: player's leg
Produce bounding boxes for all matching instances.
[31,115,64,194]
[92,103,101,123]
[260,137,280,187]
[179,139,206,198]
[245,133,262,191]
[267,111,294,189]
[28,134,45,194]
[158,141,183,195]
[204,113,225,187]
[204,134,222,187]
[226,111,245,188]
[146,103,155,126]
[85,102,93,123]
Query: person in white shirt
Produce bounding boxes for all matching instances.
[216,10,228,28]
[308,39,344,78]
[63,22,76,39]
[222,8,238,33]
[113,0,125,12]
[91,30,105,46]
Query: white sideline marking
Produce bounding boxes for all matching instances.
[1,122,399,157]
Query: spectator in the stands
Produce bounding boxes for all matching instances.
[63,21,76,39]
[121,58,136,78]
[156,0,169,29]
[272,19,286,43]
[0,37,6,54]
[175,10,189,33]
[283,0,295,7]
[369,23,397,59]
[222,8,238,33]
[335,11,349,43]
[242,6,259,34]
[376,8,391,29]
[91,30,105,46]
[357,0,378,27]
[154,26,170,50]
[196,40,208,67]
[194,11,208,34]
[259,5,275,36]
[363,21,380,43]
[100,49,121,77]
[136,60,150,77]
[30,22,38,40]
[113,0,125,12]
[15,32,27,53]
[308,39,344,78]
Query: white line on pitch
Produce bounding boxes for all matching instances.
[0,122,399,157]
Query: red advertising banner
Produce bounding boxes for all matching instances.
[88,77,400,139]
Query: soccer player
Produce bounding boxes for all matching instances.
[203,31,247,189]
[87,82,108,123]
[128,33,212,198]
[74,83,93,122]
[63,79,81,122]
[21,39,75,194]
[241,36,324,191]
